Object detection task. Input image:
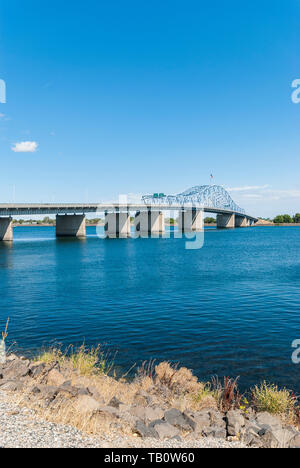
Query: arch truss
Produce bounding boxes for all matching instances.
[142,185,245,214]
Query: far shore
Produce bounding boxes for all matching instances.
[12,222,300,228]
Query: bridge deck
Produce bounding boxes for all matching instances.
[0,203,258,222]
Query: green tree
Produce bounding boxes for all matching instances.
[282,214,293,223]
[273,214,293,224]
[293,213,300,223]
[273,215,284,224]
[204,217,216,224]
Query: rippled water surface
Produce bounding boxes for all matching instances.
[1,226,300,391]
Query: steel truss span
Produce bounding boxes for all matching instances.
[142,185,245,215]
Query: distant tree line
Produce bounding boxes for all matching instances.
[13,216,218,226]
[13,217,56,225]
[273,214,300,224]
[165,217,216,225]
[204,217,216,224]
[13,217,105,225]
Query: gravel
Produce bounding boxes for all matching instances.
[0,390,246,448]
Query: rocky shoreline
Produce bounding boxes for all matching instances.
[1,354,300,448]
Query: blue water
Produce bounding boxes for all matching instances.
[1,225,300,391]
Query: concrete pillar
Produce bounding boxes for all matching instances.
[235,215,248,228]
[0,217,13,241]
[56,214,86,238]
[217,213,235,229]
[135,210,165,237]
[105,211,131,238]
[178,208,203,232]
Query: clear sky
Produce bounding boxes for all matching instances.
[0,0,299,217]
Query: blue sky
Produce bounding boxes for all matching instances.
[0,0,299,217]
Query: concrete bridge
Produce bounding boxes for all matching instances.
[0,186,257,241]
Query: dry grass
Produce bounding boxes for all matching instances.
[192,383,218,410]
[211,377,243,412]
[154,362,202,394]
[252,381,296,421]
[2,317,9,342]
[35,348,66,366]
[8,346,300,438]
[136,361,218,411]
[36,344,114,377]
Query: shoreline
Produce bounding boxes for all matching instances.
[1,351,300,448]
[11,223,300,228]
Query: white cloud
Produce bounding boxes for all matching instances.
[224,184,300,218]
[227,185,270,192]
[0,113,5,118]
[241,193,263,199]
[12,141,38,153]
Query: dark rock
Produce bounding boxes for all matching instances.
[37,385,59,406]
[87,386,105,403]
[259,427,295,448]
[205,425,227,439]
[208,409,226,428]
[134,420,159,439]
[152,421,180,440]
[164,408,195,431]
[226,410,245,436]
[58,384,80,398]
[109,396,123,409]
[98,405,120,418]
[245,430,264,448]
[61,380,72,386]
[29,363,46,378]
[130,406,164,423]
[31,386,41,394]
[77,387,90,396]
[149,419,165,428]
[0,380,24,392]
[255,412,282,431]
[4,360,30,380]
[289,433,300,448]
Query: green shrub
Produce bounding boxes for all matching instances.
[252,381,295,416]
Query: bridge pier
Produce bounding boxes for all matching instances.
[105,211,131,238]
[235,215,249,228]
[178,208,204,232]
[0,217,13,241]
[135,210,165,237]
[217,213,235,229]
[56,214,86,238]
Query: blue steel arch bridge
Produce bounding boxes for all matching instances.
[142,185,245,215]
[0,184,257,241]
